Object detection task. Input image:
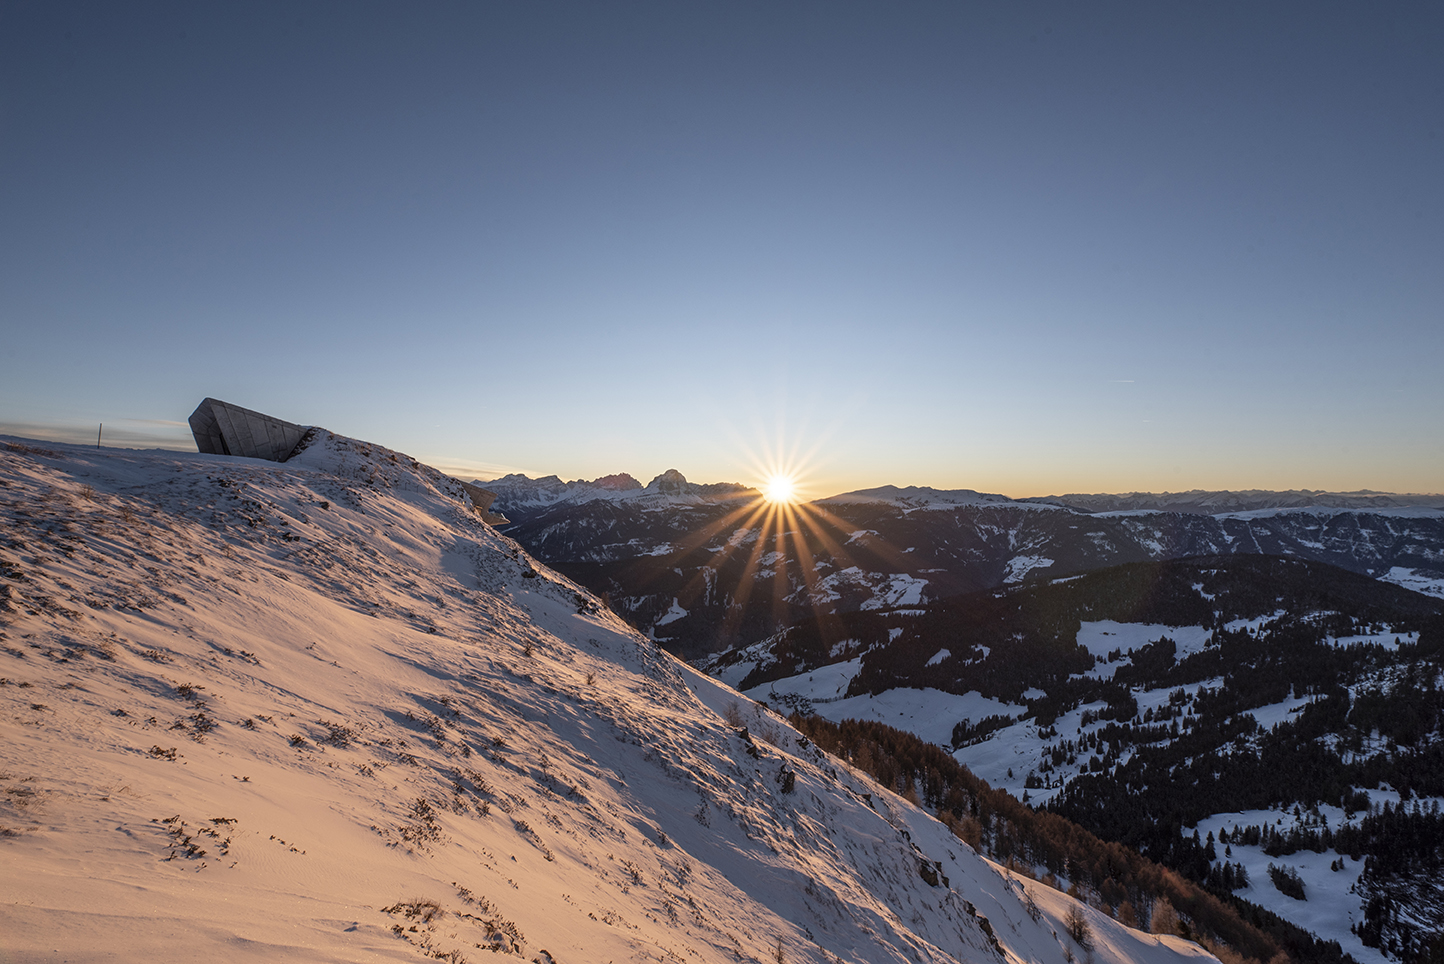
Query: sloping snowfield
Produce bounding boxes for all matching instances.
[1191,805,1387,964]
[0,434,1217,964]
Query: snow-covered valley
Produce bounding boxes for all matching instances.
[712,565,1444,964]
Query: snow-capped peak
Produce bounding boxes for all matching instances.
[484,468,755,511]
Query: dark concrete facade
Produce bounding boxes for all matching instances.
[188,397,308,463]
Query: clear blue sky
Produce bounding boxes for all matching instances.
[3,1,1440,497]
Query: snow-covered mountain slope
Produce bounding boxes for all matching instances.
[0,434,1215,964]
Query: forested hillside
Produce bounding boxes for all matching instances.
[789,714,1348,964]
[712,557,1444,962]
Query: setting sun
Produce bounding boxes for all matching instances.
[761,473,799,504]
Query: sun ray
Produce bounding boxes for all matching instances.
[641,415,918,653]
[804,501,919,572]
[768,505,795,629]
[774,502,848,645]
[634,495,766,595]
[718,502,782,643]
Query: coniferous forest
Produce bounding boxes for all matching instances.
[738,558,1444,962]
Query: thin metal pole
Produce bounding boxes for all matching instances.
[97,423,102,449]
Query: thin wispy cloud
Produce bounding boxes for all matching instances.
[424,455,534,481]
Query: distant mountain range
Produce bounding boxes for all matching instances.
[1021,490,1444,515]
[484,469,754,507]
[485,474,1444,515]
[483,473,1444,658]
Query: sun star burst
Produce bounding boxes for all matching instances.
[762,474,798,504]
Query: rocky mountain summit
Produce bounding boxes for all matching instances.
[485,469,753,510]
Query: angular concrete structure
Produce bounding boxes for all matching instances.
[189,397,308,463]
[460,481,510,526]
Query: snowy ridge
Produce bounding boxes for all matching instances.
[820,486,1061,511]
[1207,506,1444,521]
[0,433,1212,964]
[1023,490,1444,516]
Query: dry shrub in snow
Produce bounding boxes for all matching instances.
[1065,904,1094,950]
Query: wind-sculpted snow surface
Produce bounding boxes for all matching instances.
[0,434,1215,964]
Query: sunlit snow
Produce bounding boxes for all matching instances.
[0,431,1227,964]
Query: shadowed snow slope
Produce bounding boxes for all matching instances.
[1,433,1215,964]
